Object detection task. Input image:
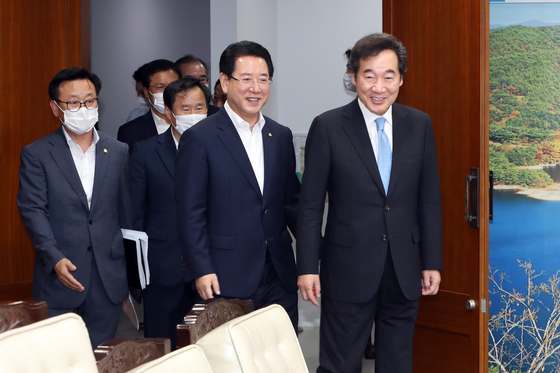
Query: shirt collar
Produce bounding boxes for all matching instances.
[357,98,393,128]
[171,129,179,149]
[62,125,99,148]
[151,108,170,128]
[224,101,266,132]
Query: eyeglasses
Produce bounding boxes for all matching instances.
[56,98,98,112]
[148,84,167,92]
[230,76,272,87]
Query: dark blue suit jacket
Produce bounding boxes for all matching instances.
[129,128,185,287]
[17,127,130,308]
[175,108,300,297]
[297,100,443,302]
[117,111,158,154]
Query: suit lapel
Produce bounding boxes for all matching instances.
[156,129,176,179]
[341,100,386,195]
[216,111,262,199]
[261,121,275,203]
[387,103,414,197]
[143,111,159,138]
[49,128,89,210]
[90,134,110,211]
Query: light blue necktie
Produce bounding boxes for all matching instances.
[375,117,392,194]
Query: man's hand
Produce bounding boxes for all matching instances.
[421,270,441,296]
[196,273,221,300]
[54,258,84,292]
[298,274,321,307]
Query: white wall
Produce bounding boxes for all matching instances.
[91,0,211,138]
[210,0,382,135]
[210,0,237,91]
[276,0,383,135]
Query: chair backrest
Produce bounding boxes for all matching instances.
[95,337,171,373]
[127,344,213,373]
[0,300,48,333]
[197,304,308,373]
[177,297,253,348]
[0,313,98,373]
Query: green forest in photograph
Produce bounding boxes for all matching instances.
[490,25,560,187]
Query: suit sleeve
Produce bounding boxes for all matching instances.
[17,146,65,275]
[176,129,214,280]
[118,145,133,229]
[296,116,331,275]
[418,116,443,270]
[284,130,300,238]
[128,142,147,231]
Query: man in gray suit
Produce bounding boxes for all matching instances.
[17,67,130,348]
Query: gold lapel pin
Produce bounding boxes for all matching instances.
[269,133,272,137]
[104,148,108,153]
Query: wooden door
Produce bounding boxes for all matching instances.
[0,0,90,301]
[384,0,489,372]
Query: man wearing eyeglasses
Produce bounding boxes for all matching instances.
[17,67,131,349]
[175,41,300,330]
[175,54,220,116]
[118,59,181,153]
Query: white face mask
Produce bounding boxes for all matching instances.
[172,113,207,135]
[55,103,98,135]
[148,91,166,114]
[343,73,357,92]
[138,96,150,110]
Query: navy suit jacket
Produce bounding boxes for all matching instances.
[297,100,443,302]
[117,110,158,154]
[175,108,300,297]
[17,127,130,308]
[129,128,185,287]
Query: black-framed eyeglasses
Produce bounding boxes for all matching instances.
[56,98,98,112]
[230,76,272,87]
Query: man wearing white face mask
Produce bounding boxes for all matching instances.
[344,48,357,93]
[125,63,150,123]
[118,59,180,154]
[17,67,131,349]
[128,77,210,349]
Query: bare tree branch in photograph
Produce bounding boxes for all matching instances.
[489,261,560,373]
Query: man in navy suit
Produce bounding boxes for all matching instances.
[129,77,211,349]
[175,41,300,330]
[117,59,181,153]
[17,67,130,348]
[297,33,443,373]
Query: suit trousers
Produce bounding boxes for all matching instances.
[143,281,194,350]
[48,256,122,349]
[317,248,420,373]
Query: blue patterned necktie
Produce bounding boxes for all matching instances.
[375,117,392,194]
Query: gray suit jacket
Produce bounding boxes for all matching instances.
[17,127,131,308]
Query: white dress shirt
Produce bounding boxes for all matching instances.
[224,101,265,194]
[62,126,99,209]
[357,99,394,162]
[151,109,170,135]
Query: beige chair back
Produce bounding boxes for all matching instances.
[0,313,97,373]
[197,304,308,373]
[127,344,213,373]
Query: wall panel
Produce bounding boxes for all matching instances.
[0,0,88,301]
